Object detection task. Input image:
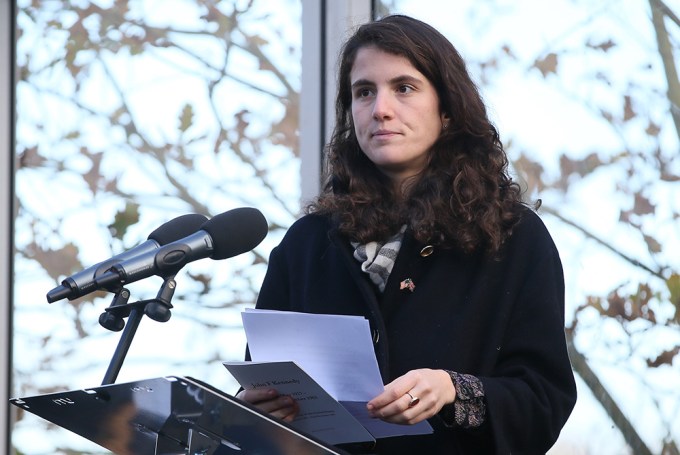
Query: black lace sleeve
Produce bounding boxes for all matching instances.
[439,371,486,429]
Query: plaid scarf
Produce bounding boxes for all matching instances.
[351,225,406,293]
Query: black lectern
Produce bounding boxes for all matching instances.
[10,375,351,455]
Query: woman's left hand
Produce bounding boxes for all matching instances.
[366,368,456,425]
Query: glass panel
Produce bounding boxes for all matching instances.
[13,0,301,452]
[378,1,680,453]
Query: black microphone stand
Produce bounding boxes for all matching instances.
[98,274,177,385]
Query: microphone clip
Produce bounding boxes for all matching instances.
[99,275,178,386]
[98,277,176,330]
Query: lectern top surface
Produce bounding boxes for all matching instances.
[11,376,349,455]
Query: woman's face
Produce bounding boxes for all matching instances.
[350,46,446,185]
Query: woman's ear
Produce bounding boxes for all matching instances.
[441,113,450,129]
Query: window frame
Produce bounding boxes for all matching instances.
[1,1,15,453]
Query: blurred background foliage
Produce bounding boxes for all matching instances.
[14,0,301,452]
[379,1,680,453]
[11,0,680,453]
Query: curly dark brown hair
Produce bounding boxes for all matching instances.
[307,15,526,254]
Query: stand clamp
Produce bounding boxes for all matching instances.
[99,275,177,385]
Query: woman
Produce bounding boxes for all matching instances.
[239,14,576,454]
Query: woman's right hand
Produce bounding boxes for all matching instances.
[236,388,300,423]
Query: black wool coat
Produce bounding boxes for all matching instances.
[254,209,577,455]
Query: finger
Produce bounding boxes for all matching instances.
[376,393,433,424]
[267,396,300,422]
[381,406,431,425]
[367,377,417,411]
[277,400,301,422]
[367,391,412,419]
[238,389,296,414]
[237,388,278,404]
[236,389,301,422]
[405,391,420,409]
[257,394,297,415]
[367,375,421,418]
[375,385,441,423]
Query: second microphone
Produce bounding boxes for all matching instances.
[95,207,268,291]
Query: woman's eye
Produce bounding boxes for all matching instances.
[356,88,372,98]
[398,85,414,94]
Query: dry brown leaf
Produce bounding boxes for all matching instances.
[533,52,558,77]
[646,346,680,368]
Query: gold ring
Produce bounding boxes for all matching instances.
[406,391,420,407]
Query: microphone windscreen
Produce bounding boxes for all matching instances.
[202,208,268,260]
[148,213,208,245]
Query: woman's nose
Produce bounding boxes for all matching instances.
[372,91,394,120]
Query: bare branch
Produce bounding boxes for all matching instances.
[540,205,666,279]
[567,331,654,455]
[650,0,680,28]
[650,0,680,139]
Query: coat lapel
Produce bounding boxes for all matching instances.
[381,230,436,323]
[328,227,392,380]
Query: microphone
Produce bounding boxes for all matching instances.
[93,207,268,291]
[46,213,209,303]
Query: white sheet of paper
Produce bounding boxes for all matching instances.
[241,309,384,401]
[238,309,433,439]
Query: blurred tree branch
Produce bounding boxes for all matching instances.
[650,0,680,137]
[566,330,654,455]
[12,1,680,453]
[14,1,300,405]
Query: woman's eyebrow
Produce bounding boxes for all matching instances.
[351,74,423,89]
[351,78,374,89]
[388,75,423,86]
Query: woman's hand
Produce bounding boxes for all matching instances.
[236,388,300,423]
[367,369,456,425]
